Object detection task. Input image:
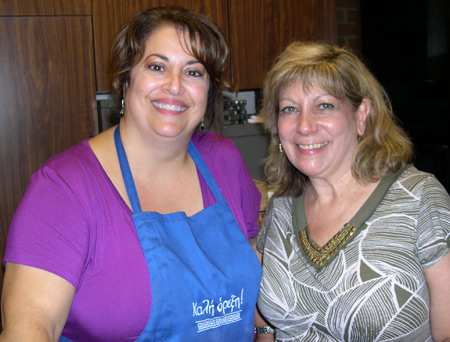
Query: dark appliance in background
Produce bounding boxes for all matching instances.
[220,89,269,181]
[361,0,450,192]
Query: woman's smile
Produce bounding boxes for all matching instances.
[151,100,188,114]
[297,142,329,150]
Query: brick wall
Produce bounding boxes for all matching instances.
[336,0,361,51]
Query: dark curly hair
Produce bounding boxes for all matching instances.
[109,6,230,129]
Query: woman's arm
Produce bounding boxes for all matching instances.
[252,242,275,342]
[0,263,75,342]
[255,307,275,342]
[425,252,450,342]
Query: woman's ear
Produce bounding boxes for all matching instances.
[356,98,371,136]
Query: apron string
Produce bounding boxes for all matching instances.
[114,126,142,213]
[187,141,224,202]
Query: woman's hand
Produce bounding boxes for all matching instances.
[0,263,75,342]
[425,252,450,342]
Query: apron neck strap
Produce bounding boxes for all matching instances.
[114,126,142,213]
[187,141,223,202]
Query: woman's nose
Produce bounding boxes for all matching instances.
[162,72,183,95]
[296,112,317,135]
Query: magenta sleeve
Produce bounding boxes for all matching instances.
[4,163,91,288]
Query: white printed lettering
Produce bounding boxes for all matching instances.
[191,288,245,333]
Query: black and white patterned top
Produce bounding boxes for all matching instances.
[257,166,450,341]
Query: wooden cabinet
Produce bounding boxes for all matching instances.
[0,3,96,288]
[93,0,336,91]
[0,0,91,15]
[229,0,336,89]
[92,0,229,91]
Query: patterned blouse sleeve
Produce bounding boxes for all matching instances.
[416,174,450,269]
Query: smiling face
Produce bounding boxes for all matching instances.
[277,81,369,182]
[123,25,210,141]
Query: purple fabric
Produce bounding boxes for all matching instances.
[3,131,261,342]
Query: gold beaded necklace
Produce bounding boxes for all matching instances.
[298,223,357,266]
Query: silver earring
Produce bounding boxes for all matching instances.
[279,143,284,153]
[119,99,124,116]
[200,118,205,131]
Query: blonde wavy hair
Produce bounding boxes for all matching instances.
[260,41,412,197]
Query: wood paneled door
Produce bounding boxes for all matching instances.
[228,0,337,89]
[0,15,96,288]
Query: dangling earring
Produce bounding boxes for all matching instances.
[119,99,124,116]
[200,118,205,131]
[279,143,284,153]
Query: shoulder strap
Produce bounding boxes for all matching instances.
[188,141,223,202]
[114,126,142,213]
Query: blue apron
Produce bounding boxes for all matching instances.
[119,126,260,342]
[61,127,261,341]
[116,127,261,341]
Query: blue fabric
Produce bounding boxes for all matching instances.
[114,127,261,341]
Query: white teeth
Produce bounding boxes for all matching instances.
[298,142,328,150]
[152,101,187,112]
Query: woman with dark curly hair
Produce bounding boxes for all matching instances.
[1,7,261,341]
[254,41,450,341]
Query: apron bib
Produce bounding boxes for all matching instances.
[117,127,261,341]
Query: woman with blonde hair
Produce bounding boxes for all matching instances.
[254,41,450,341]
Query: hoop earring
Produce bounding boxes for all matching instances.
[119,99,124,116]
[279,143,284,153]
